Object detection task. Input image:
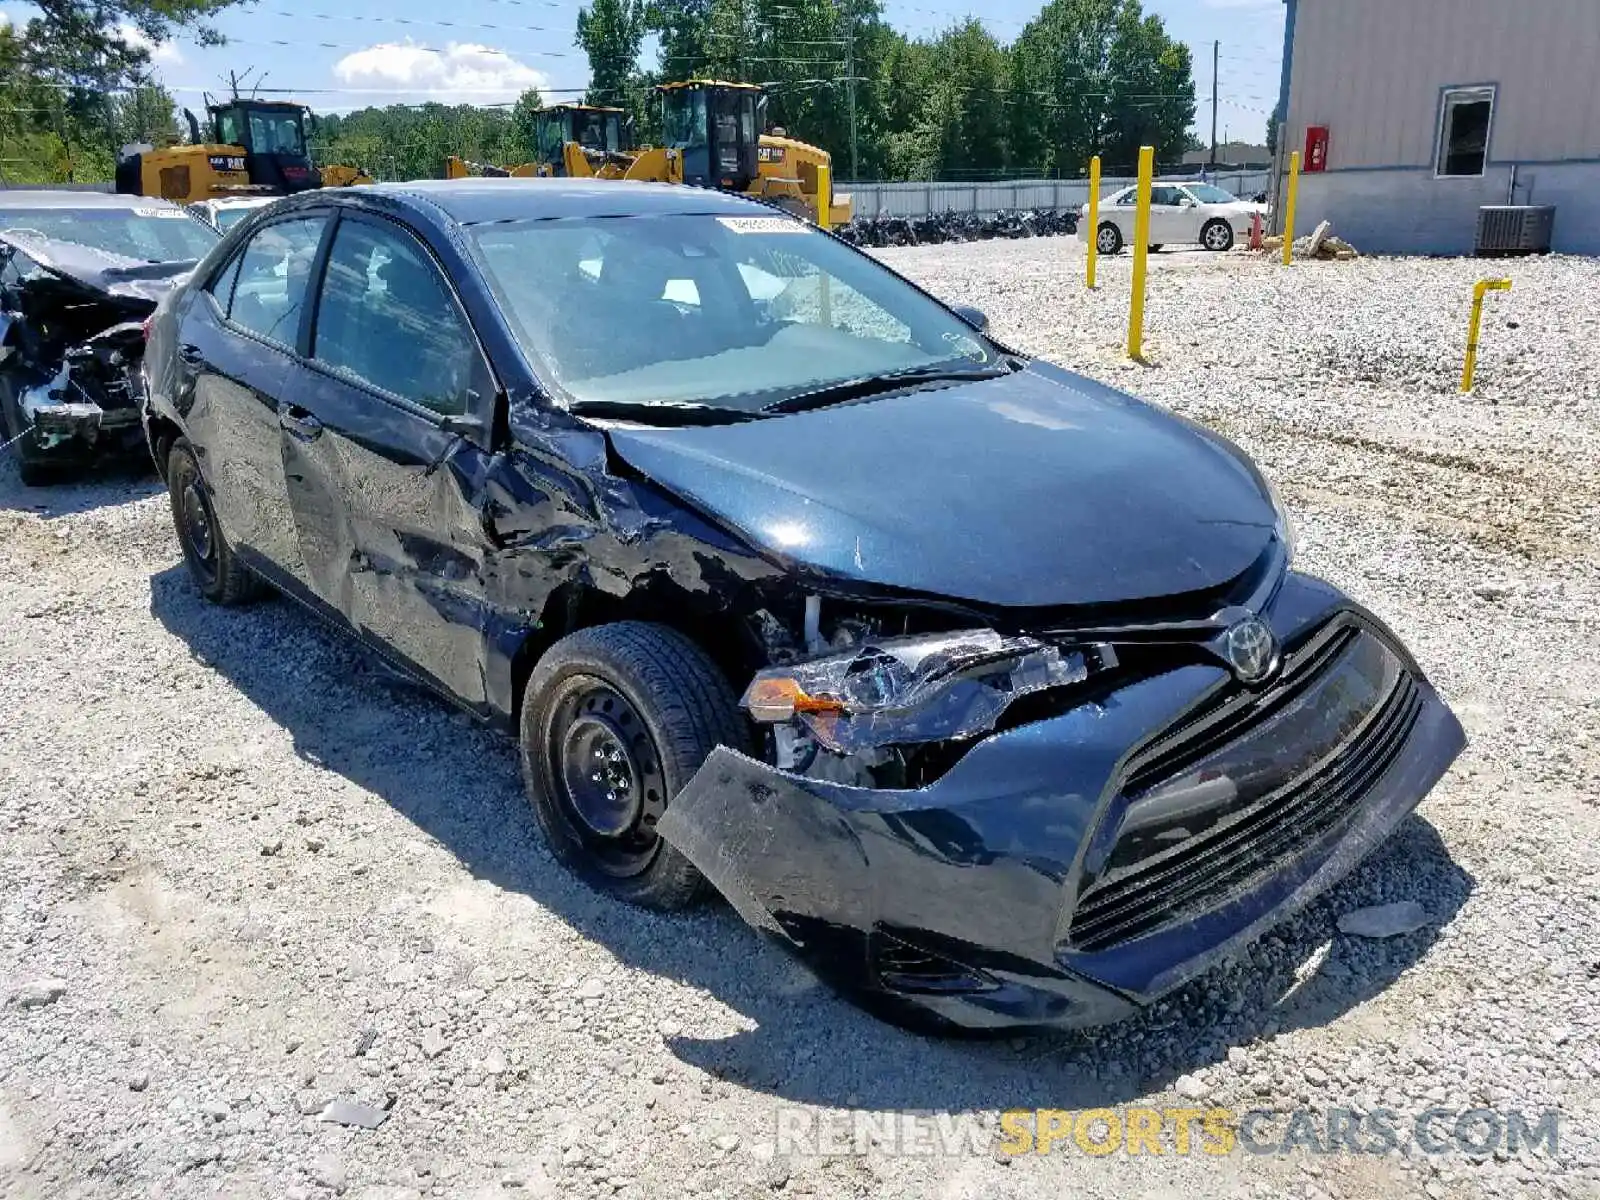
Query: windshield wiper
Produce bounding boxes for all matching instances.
[565,399,764,427]
[762,362,1015,415]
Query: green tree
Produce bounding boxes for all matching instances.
[1009,0,1194,176]
[1265,110,1279,157]
[577,0,648,107]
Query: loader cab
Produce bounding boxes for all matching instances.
[208,101,319,193]
[534,104,631,174]
[659,82,763,192]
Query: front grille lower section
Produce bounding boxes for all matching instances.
[1066,622,1421,953]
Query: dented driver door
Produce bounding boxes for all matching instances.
[281,212,498,709]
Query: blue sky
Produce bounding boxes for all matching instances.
[0,0,1285,141]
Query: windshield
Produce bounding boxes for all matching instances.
[1184,183,1239,204]
[248,110,305,156]
[663,91,707,149]
[0,207,219,262]
[469,213,995,414]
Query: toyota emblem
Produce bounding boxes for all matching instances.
[1223,617,1279,683]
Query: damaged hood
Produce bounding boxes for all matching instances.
[605,364,1278,608]
[0,230,196,309]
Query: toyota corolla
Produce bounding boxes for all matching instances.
[142,179,1464,1032]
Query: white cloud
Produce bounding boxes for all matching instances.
[117,22,185,65]
[333,40,549,103]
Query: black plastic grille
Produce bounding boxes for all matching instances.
[1067,631,1420,953]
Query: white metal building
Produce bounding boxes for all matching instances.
[1276,0,1600,255]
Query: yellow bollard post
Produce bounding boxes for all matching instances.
[1461,279,1511,392]
[1086,155,1101,290]
[1281,150,1300,266]
[1126,146,1154,360]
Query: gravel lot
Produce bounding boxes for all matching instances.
[2,239,1598,1200]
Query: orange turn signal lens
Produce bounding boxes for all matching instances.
[743,676,845,723]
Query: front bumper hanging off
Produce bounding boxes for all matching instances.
[658,573,1467,1031]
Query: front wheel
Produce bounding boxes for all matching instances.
[520,622,748,909]
[1201,219,1235,251]
[1096,222,1123,255]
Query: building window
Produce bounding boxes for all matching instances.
[1436,86,1495,177]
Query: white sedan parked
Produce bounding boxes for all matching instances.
[1078,181,1268,254]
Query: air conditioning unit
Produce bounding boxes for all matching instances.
[1475,205,1555,255]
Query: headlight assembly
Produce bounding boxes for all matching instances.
[1266,476,1297,564]
[742,629,1105,755]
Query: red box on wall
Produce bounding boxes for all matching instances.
[1304,126,1330,172]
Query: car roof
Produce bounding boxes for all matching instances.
[362,178,782,226]
[0,189,184,212]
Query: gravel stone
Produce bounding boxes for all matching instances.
[7,978,66,1008]
[1337,900,1431,938]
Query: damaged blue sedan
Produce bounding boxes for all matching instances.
[142,180,1465,1032]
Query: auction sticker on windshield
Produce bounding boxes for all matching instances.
[716,216,807,234]
[134,208,190,219]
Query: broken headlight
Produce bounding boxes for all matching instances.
[741,629,1104,755]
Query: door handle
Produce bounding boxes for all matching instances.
[178,343,204,367]
[278,404,323,441]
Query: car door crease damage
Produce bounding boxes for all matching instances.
[143,179,1466,1034]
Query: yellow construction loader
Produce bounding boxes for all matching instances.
[652,81,850,226]
[115,98,370,204]
[446,85,849,226]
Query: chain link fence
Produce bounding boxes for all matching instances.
[839,171,1273,219]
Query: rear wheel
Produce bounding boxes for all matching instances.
[1201,219,1234,251]
[520,622,748,909]
[1096,222,1123,255]
[166,438,265,605]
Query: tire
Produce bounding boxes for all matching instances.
[166,438,265,605]
[1201,219,1234,252]
[1096,222,1123,255]
[1148,244,1163,253]
[520,621,749,910]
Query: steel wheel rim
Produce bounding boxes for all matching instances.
[546,677,667,877]
[179,476,218,579]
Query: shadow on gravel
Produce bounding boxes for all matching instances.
[0,454,161,517]
[149,564,1474,1116]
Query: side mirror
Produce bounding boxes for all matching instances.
[951,304,989,333]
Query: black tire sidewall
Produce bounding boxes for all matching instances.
[519,624,740,908]
[166,439,225,601]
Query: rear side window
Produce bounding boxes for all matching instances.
[227,216,327,348]
[310,218,483,416]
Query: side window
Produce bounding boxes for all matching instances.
[311,218,484,416]
[206,251,243,314]
[1149,186,1181,207]
[227,216,327,347]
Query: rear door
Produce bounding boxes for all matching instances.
[283,210,499,707]
[174,212,331,585]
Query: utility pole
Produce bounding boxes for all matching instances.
[845,18,858,180]
[1209,40,1220,175]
